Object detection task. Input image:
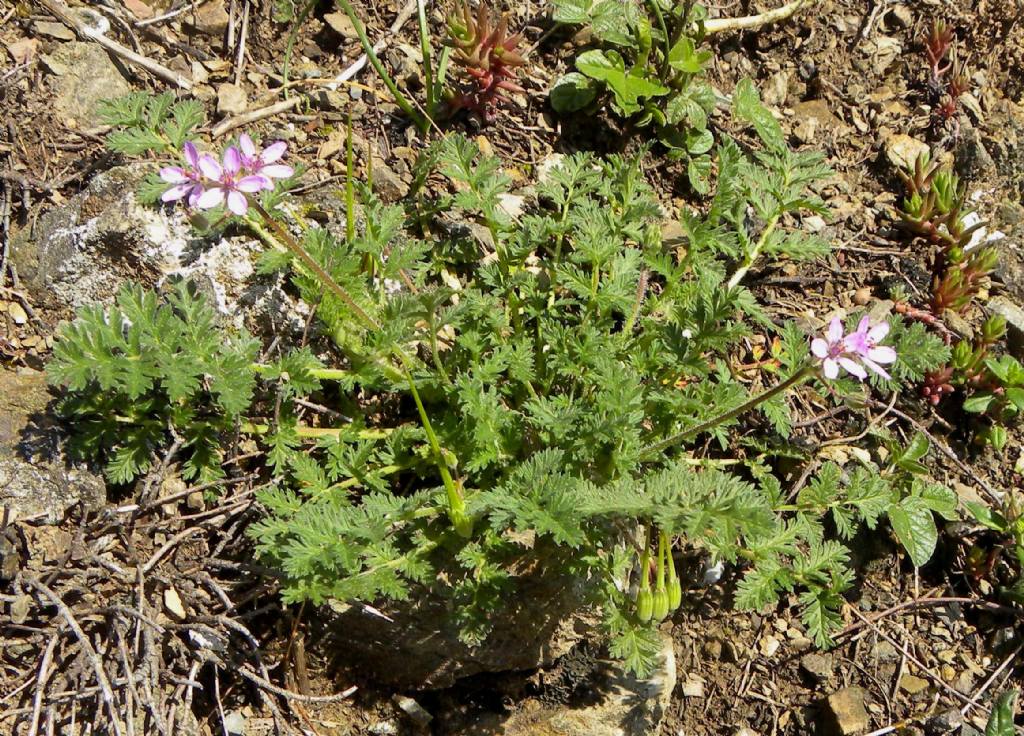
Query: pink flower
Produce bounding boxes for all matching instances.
[811,316,897,381]
[194,147,270,216]
[159,141,204,206]
[238,134,294,188]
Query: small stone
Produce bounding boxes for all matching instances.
[826,687,870,736]
[164,587,187,620]
[393,695,432,726]
[0,536,20,580]
[900,675,930,696]
[940,665,956,682]
[186,491,205,511]
[33,21,76,41]
[682,676,705,698]
[853,287,871,305]
[734,728,759,736]
[800,653,833,683]
[187,0,230,36]
[760,635,781,657]
[925,708,963,734]
[497,193,526,220]
[369,721,398,735]
[955,127,995,179]
[323,11,358,39]
[223,711,245,736]
[371,159,409,203]
[9,594,31,625]
[216,83,248,117]
[988,296,1024,360]
[7,301,27,325]
[884,133,929,173]
[804,215,827,233]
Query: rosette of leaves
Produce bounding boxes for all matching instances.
[549,0,717,191]
[445,0,528,120]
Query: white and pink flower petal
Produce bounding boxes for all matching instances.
[260,164,294,180]
[196,187,226,209]
[823,358,839,380]
[161,184,192,202]
[867,346,897,364]
[226,190,249,216]
[260,141,287,164]
[811,338,829,359]
[160,167,189,184]
[838,357,867,380]
[198,154,223,181]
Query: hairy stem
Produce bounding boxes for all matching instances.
[249,201,471,537]
[726,211,780,290]
[640,363,813,459]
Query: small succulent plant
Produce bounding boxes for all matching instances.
[445,0,528,121]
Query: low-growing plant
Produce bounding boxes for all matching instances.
[325,0,529,130]
[48,92,955,675]
[549,0,717,191]
[921,20,970,132]
[892,151,1015,447]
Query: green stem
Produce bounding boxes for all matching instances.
[241,422,392,440]
[656,529,666,590]
[400,359,471,537]
[426,315,452,386]
[249,201,470,537]
[345,114,356,244]
[252,363,350,381]
[646,0,673,81]
[639,525,653,591]
[281,0,318,100]
[335,0,428,133]
[726,211,781,290]
[640,363,814,459]
[416,0,435,117]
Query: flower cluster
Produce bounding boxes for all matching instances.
[812,316,897,381]
[160,134,293,216]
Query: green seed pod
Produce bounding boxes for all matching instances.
[668,578,682,611]
[652,588,669,621]
[636,589,653,622]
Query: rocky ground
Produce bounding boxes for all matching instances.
[2,0,1024,734]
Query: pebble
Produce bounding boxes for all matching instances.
[853,287,871,306]
[394,695,432,726]
[800,653,833,683]
[223,711,245,736]
[216,83,248,117]
[323,10,358,39]
[826,687,870,736]
[681,676,705,698]
[164,587,187,620]
[925,708,963,734]
[883,133,929,172]
[900,674,929,696]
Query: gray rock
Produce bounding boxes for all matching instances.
[988,296,1024,360]
[371,158,410,203]
[825,687,871,736]
[317,560,605,688]
[0,369,105,523]
[46,42,132,127]
[926,708,963,734]
[473,634,675,736]
[216,82,248,117]
[955,127,996,180]
[185,0,230,36]
[33,21,76,41]
[323,11,358,39]
[9,165,309,337]
[883,133,929,173]
[800,652,833,683]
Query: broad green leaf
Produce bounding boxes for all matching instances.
[964,500,1007,532]
[576,50,668,116]
[888,496,938,568]
[1005,387,1024,411]
[963,393,997,413]
[687,155,712,194]
[668,36,712,74]
[914,481,958,521]
[985,689,1018,736]
[550,72,598,112]
[901,432,930,463]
